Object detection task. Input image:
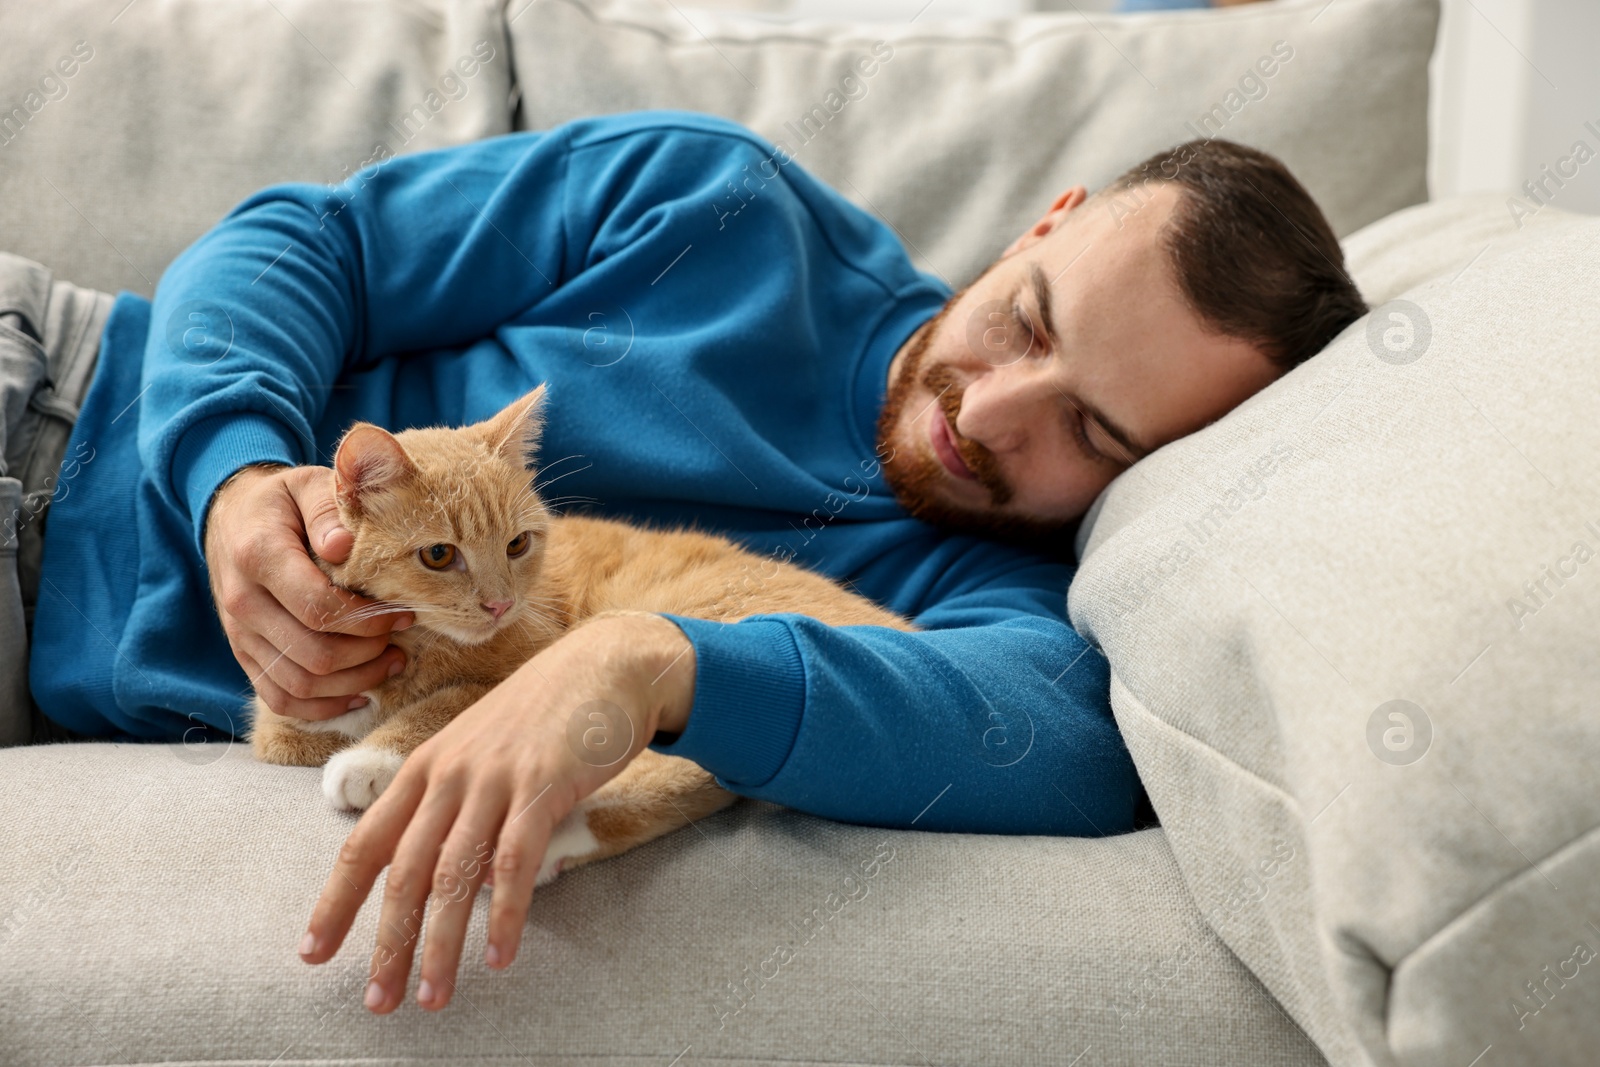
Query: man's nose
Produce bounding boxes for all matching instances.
[481,598,513,620]
[957,364,1043,455]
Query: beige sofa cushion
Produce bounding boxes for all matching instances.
[0,742,1325,1066]
[507,0,1439,288]
[1341,192,1583,307]
[1068,206,1600,1066]
[0,0,513,298]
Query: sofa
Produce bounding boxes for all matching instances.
[6,0,1593,1064]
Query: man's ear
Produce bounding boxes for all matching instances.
[1000,185,1089,259]
[333,423,418,516]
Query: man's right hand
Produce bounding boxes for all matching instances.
[202,463,412,722]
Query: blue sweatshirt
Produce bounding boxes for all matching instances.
[31,110,1141,835]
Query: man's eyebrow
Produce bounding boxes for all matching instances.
[1072,392,1151,464]
[1029,262,1151,464]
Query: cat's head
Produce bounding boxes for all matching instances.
[326,384,556,646]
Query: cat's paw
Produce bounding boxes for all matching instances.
[534,807,601,887]
[322,746,405,812]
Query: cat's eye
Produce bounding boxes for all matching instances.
[419,543,456,570]
[507,531,532,558]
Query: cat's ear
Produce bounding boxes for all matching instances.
[332,424,418,514]
[482,383,548,471]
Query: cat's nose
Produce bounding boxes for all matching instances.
[481,598,513,620]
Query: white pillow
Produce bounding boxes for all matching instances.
[1068,209,1600,1066]
[508,0,1440,287]
[1342,192,1583,307]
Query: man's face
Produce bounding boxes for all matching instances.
[875,181,1280,550]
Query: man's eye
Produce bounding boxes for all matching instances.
[1070,411,1106,462]
[1010,303,1043,356]
[1068,407,1130,467]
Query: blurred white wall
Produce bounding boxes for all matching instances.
[697,0,1600,212]
[1427,0,1600,213]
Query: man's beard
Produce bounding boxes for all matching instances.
[874,288,1080,560]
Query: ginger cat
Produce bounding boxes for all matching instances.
[248,383,915,886]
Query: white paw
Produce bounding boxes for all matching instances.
[534,807,600,887]
[322,746,405,812]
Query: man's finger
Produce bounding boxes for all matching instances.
[293,467,357,565]
[231,646,280,713]
[233,618,400,698]
[232,627,404,721]
[300,768,428,968]
[364,776,467,1014]
[417,790,510,1011]
[229,579,395,681]
[266,535,410,641]
[233,643,329,724]
[484,783,560,971]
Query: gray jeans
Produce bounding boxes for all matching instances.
[0,252,113,747]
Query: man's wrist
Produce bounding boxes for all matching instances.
[580,610,696,745]
[203,461,293,558]
[217,460,293,497]
[642,612,695,742]
[633,612,696,742]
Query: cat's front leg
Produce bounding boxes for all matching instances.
[533,750,739,886]
[321,681,495,812]
[249,694,353,767]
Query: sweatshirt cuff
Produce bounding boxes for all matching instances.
[648,613,807,788]
[171,412,304,561]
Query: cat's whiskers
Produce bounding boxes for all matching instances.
[530,454,592,496]
[516,597,568,620]
[397,601,531,650]
[394,608,484,654]
[515,604,562,625]
[510,486,555,508]
[336,603,419,626]
[402,625,451,656]
[534,494,600,511]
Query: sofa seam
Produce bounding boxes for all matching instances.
[1114,674,1600,951]
[1113,669,1600,1053]
[1108,674,1331,1051]
[495,0,526,129]
[1389,817,1600,972]
[1110,671,1298,810]
[532,0,1402,53]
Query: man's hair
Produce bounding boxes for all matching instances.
[1095,138,1367,370]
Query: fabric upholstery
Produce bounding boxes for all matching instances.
[0,0,513,298]
[0,742,1326,1065]
[1069,207,1600,1066]
[508,0,1439,287]
[1341,191,1582,307]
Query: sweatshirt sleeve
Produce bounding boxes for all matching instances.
[648,557,1143,837]
[136,128,575,561]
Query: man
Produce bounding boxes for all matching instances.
[7,109,1364,1012]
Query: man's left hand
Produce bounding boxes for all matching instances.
[295,610,695,1013]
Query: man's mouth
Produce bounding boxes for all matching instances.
[929,407,977,481]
